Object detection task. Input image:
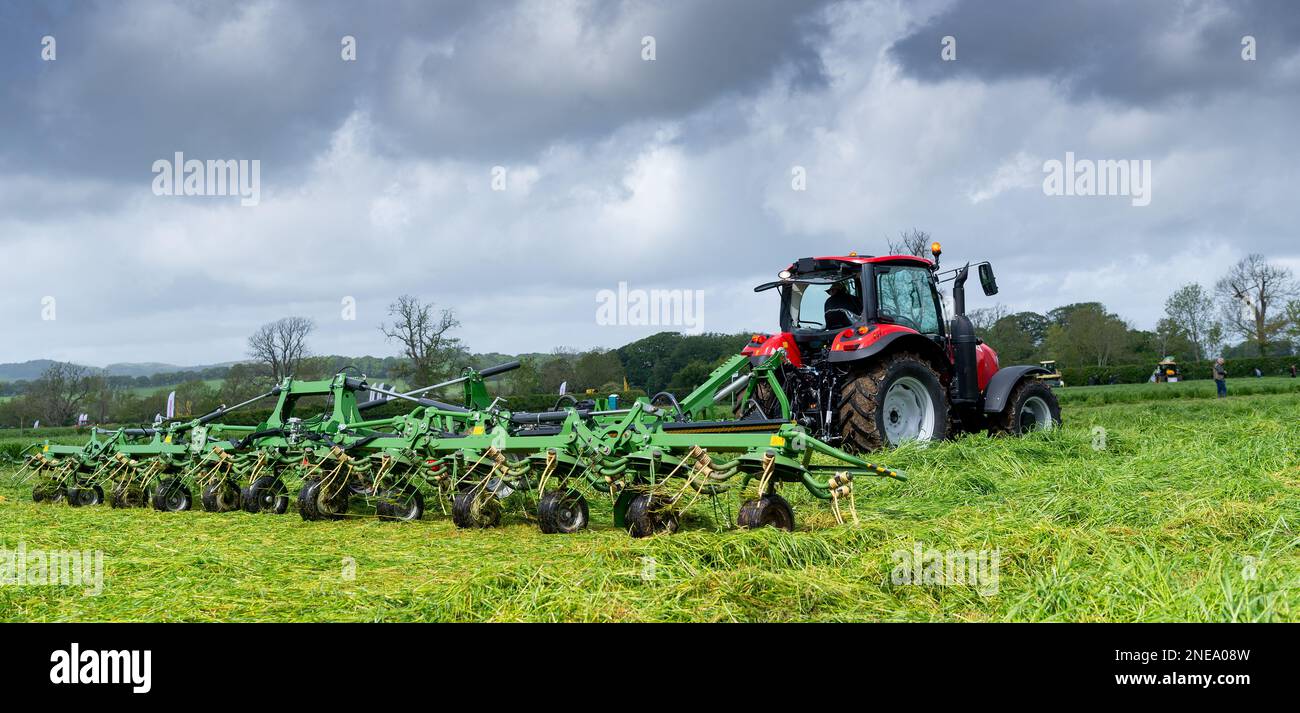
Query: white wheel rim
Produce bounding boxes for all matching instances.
[882,376,935,445]
[1019,395,1053,432]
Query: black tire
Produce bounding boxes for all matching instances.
[152,478,192,512]
[298,479,349,521]
[451,491,501,529]
[201,481,242,513]
[243,476,289,515]
[736,493,795,531]
[33,484,67,503]
[734,379,782,420]
[67,485,104,507]
[376,487,425,522]
[838,351,949,452]
[537,489,589,534]
[110,484,147,508]
[990,379,1061,435]
[625,493,679,538]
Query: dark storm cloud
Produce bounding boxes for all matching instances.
[0,0,833,188]
[889,0,1300,105]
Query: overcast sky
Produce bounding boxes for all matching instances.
[1,0,1297,366]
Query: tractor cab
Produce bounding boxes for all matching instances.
[739,243,1058,452]
[750,254,945,365]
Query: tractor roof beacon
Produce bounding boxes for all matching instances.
[740,243,1061,452]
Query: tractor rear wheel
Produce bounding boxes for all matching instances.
[990,380,1061,435]
[838,351,949,452]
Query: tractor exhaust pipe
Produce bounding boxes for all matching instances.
[951,264,979,404]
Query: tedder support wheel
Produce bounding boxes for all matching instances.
[33,485,67,503]
[838,351,949,452]
[298,479,349,521]
[110,484,147,508]
[736,494,795,531]
[152,478,193,512]
[67,485,105,507]
[537,489,589,534]
[991,380,1062,435]
[201,481,242,513]
[376,487,425,522]
[625,493,679,538]
[243,476,289,515]
[451,491,502,529]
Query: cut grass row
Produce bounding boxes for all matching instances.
[1,389,1297,621]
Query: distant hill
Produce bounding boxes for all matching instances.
[0,360,242,382]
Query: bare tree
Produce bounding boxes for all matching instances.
[1215,254,1297,356]
[247,317,315,381]
[1163,283,1219,361]
[888,228,932,257]
[31,362,96,426]
[380,295,462,385]
[968,304,1009,335]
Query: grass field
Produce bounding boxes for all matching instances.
[2,382,1297,622]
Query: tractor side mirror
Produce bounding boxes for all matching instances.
[978,263,998,296]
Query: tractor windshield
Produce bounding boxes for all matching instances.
[875,265,942,335]
[787,275,862,331]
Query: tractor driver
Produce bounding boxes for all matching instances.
[824,280,861,330]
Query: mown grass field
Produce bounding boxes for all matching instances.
[2,383,1297,622]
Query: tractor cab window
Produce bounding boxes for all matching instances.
[875,266,941,335]
[788,277,862,331]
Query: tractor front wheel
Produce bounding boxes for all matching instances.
[991,380,1061,435]
[838,351,949,452]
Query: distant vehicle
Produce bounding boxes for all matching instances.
[1036,360,1065,388]
[1152,358,1180,383]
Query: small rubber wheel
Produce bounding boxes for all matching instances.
[736,493,795,531]
[33,485,67,503]
[298,479,349,521]
[376,487,425,522]
[152,478,193,512]
[110,484,147,508]
[243,476,289,515]
[451,491,501,529]
[537,489,589,534]
[625,493,679,538]
[67,485,105,507]
[201,481,242,513]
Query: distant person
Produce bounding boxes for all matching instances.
[1254,367,1263,378]
[1214,358,1227,398]
[1290,364,1296,378]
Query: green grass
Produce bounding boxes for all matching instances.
[1,385,1297,622]
[1055,375,1300,406]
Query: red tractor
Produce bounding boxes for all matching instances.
[738,243,1060,452]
